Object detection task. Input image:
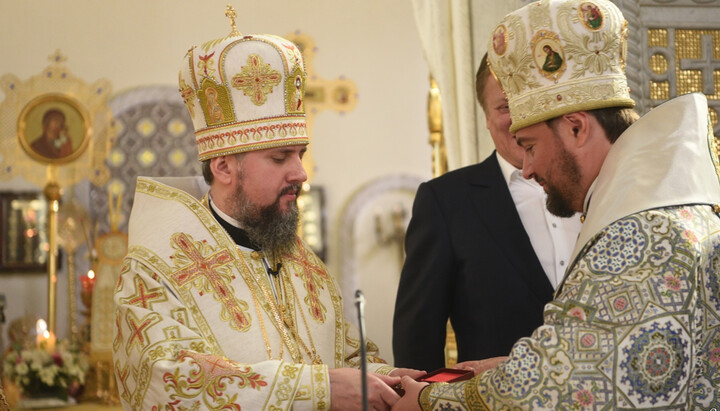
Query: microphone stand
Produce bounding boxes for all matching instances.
[354,290,369,411]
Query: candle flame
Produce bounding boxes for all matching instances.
[36,318,47,334]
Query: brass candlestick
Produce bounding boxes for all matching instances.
[43,179,62,334]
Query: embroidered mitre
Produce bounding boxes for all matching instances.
[487,0,635,133]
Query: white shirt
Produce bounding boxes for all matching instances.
[496,154,583,289]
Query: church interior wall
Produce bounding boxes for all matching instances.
[0,0,431,361]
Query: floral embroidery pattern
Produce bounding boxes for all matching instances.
[589,218,645,274]
[163,351,268,409]
[178,74,196,118]
[197,52,216,78]
[664,275,681,292]
[620,321,688,405]
[575,389,594,407]
[424,206,720,409]
[120,276,167,309]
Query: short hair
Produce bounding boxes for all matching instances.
[547,106,639,143]
[475,53,491,112]
[201,152,246,185]
[589,106,639,143]
[202,160,213,184]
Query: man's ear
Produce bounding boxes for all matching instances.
[562,112,591,147]
[210,156,234,185]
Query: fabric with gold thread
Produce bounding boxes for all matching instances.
[113,176,393,410]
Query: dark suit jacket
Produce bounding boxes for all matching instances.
[392,152,554,371]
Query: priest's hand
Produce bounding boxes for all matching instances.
[391,376,427,411]
[329,368,401,411]
[453,356,508,375]
[389,367,426,379]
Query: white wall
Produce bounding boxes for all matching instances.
[0,0,431,362]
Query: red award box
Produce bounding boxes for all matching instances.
[417,368,474,383]
[395,368,474,395]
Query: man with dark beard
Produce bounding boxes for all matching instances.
[535,120,584,219]
[113,13,421,411]
[393,0,720,409]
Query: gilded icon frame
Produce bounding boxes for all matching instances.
[17,93,92,165]
[0,192,49,272]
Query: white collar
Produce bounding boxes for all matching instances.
[571,93,720,261]
[208,195,244,229]
[496,152,519,185]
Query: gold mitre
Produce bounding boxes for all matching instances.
[487,0,635,133]
[178,6,308,161]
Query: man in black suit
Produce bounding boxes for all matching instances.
[392,54,581,372]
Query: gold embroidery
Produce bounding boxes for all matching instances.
[130,178,338,374]
[268,363,303,408]
[283,239,329,323]
[312,364,329,410]
[169,232,252,333]
[113,311,123,352]
[197,77,236,126]
[239,246,323,365]
[125,310,161,354]
[119,276,167,309]
[207,89,223,122]
[251,279,281,360]
[463,375,491,410]
[125,247,226,355]
[285,64,306,114]
[163,326,180,340]
[178,73,196,118]
[232,54,282,106]
[528,0,552,33]
[163,351,268,409]
[488,0,634,134]
[557,2,621,79]
[197,52,217,79]
[286,275,322,364]
[493,14,542,96]
[195,123,308,161]
[114,360,131,403]
[132,178,264,353]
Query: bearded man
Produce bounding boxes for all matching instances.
[113,13,420,411]
[393,0,720,409]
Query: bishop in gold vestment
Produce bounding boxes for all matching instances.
[114,176,394,409]
[113,18,416,410]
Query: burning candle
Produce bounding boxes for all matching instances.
[35,319,56,353]
[80,269,96,310]
[35,318,47,347]
[40,330,56,353]
[80,269,96,294]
